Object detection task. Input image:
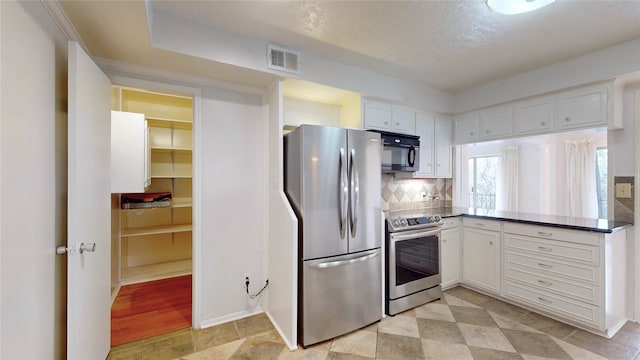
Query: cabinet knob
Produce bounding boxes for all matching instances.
[470,132,474,136]
[486,130,490,134]
[384,121,388,125]
[489,241,494,245]
[565,117,571,122]
[541,121,546,126]
[395,122,400,126]
[437,164,441,167]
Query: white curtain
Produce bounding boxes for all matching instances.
[497,146,518,212]
[565,139,598,218]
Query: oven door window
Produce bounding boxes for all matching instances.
[395,235,438,286]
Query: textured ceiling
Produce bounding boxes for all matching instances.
[60,0,640,93]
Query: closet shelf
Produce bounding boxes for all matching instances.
[151,147,192,153]
[172,198,192,208]
[121,224,192,237]
[120,259,192,285]
[151,175,192,179]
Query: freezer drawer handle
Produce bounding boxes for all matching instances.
[310,252,379,269]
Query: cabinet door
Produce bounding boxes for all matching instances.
[441,227,461,289]
[557,83,608,130]
[414,112,435,177]
[111,111,148,193]
[479,105,513,140]
[514,96,553,136]
[363,100,392,131]
[462,227,501,294]
[391,106,416,134]
[454,112,478,144]
[434,115,452,178]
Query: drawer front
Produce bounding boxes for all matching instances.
[505,251,598,284]
[504,265,599,305]
[504,234,599,266]
[441,217,462,230]
[463,218,501,232]
[504,281,601,329]
[503,222,601,246]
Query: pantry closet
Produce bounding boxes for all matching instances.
[110,86,193,345]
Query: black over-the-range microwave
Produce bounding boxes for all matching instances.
[370,130,420,173]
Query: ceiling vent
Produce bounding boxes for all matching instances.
[267,44,301,74]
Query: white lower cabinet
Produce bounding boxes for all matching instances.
[501,222,627,337]
[462,218,501,295]
[458,218,628,338]
[441,218,461,289]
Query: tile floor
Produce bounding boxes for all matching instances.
[107,286,640,360]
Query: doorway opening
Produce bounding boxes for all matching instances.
[110,86,194,346]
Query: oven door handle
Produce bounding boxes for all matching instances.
[390,229,440,241]
[309,251,379,269]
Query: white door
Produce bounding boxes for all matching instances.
[66,41,112,359]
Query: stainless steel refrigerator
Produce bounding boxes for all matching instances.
[284,125,382,347]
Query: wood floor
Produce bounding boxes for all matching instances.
[111,275,192,346]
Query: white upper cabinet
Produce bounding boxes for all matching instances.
[362,100,415,134]
[454,112,478,144]
[557,82,609,131]
[415,112,435,177]
[453,80,620,145]
[391,106,416,134]
[434,115,452,178]
[111,111,149,193]
[478,105,513,140]
[514,96,554,136]
[415,113,452,178]
[362,100,392,131]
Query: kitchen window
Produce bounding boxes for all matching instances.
[596,147,607,218]
[469,156,498,210]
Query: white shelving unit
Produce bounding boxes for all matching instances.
[112,87,193,284]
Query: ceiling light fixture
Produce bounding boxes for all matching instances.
[486,0,556,15]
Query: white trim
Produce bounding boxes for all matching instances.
[266,311,298,351]
[40,0,87,50]
[199,308,265,329]
[635,90,640,321]
[95,57,266,96]
[105,75,203,328]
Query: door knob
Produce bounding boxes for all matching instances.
[79,242,96,254]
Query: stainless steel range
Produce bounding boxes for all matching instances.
[385,214,442,315]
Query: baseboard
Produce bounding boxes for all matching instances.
[111,284,121,306]
[265,311,298,351]
[197,307,265,330]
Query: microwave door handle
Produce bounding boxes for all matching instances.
[350,148,359,238]
[339,148,348,239]
[408,146,416,167]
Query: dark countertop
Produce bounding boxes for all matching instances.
[385,207,632,234]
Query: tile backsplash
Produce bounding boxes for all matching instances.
[381,173,453,211]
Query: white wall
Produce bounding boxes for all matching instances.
[1,1,68,358]
[198,86,268,326]
[283,96,341,128]
[266,81,298,349]
[147,8,454,114]
[454,38,640,113]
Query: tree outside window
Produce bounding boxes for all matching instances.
[469,156,499,210]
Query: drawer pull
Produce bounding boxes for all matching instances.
[538,246,553,252]
[538,280,553,286]
[475,223,486,227]
[538,231,552,237]
[538,297,553,304]
[538,263,553,269]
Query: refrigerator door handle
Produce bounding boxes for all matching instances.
[349,148,359,238]
[339,148,348,239]
[309,251,379,269]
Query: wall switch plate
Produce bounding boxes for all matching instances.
[615,183,632,198]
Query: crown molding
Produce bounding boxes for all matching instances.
[40,0,88,52]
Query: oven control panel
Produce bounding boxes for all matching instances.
[388,215,442,232]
